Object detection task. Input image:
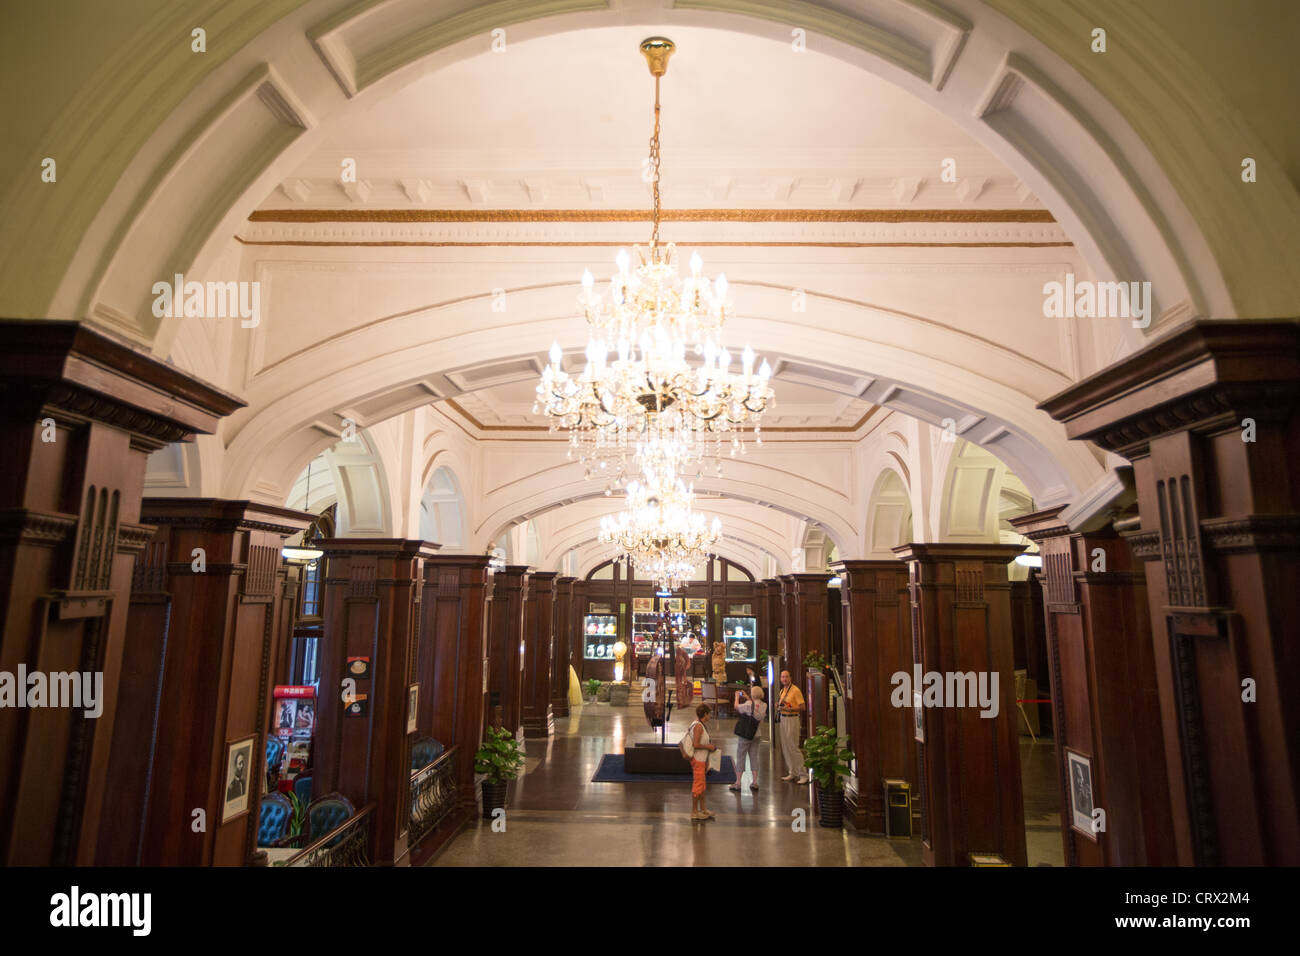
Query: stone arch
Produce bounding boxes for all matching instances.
[419,465,467,551]
[282,429,394,537]
[35,0,1284,350]
[865,466,914,556]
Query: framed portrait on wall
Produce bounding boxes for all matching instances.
[407,683,419,734]
[221,735,256,824]
[1066,749,1098,841]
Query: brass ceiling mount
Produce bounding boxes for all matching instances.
[640,36,675,76]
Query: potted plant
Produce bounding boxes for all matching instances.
[584,678,601,702]
[803,650,826,673]
[801,724,854,828]
[474,726,524,819]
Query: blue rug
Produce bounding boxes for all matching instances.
[592,753,736,784]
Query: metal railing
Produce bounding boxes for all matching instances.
[285,804,374,867]
[408,746,459,848]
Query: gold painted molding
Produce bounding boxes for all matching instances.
[249,207,1056,223]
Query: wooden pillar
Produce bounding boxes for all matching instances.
[316,538,437,867]
[551,577,575,718]
[892,542,1027,867]
[1010,508,1176,866]
[792,572,832,732]
[777,575,797,682]
[419,554,490,814]
[522,571,557,739]
[0,321,241,866]
[124,499,310,866]
[571,578,588,685]
[487,565,529,739]
[1042,320,1300,865]
[834,559,913,833]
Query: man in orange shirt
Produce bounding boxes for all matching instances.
[776,670,808,784]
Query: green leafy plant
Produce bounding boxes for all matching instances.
[757,649,769,667]
[474,726,525,785]
[803,650,826,670]
[286,791,307,840]
[584,678,601,699]
[801,725,854,792]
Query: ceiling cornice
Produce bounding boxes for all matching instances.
[249,208,1056,223]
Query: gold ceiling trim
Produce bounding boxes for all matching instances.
[236,238,1072,249]
[248,208,1057,224]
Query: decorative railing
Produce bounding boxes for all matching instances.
[286,804,374,867]
[409,746,459,847]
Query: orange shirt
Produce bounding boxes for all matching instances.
[777,683,805,713]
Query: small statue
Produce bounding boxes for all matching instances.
[711,639,727,683]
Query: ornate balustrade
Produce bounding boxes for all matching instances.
[285,804,374,867]
[408,746,459,848]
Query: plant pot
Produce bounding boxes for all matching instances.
[481,780,508,818]
[817,786,845,828]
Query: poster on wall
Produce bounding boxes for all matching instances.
[347,657,371,679]
[345,693,369,717]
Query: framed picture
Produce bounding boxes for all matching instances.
[686,598,707,613]
[633,597,653,613]
[407,683,419,734]
[913,691,924,743]
[663,597,682,612]
[728,603,753,615]
[221,735,256,824]
[1066,749,1098,840]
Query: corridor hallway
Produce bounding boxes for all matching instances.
[434,700,1062,867]
[434,701,920,867]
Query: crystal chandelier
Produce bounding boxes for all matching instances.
[535,36,775,492]
[599,469,721,591]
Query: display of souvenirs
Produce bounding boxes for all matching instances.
[583,614,619,660]
[722,616,758,662]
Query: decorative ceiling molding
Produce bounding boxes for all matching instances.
[249,208,1055,223]
[237,210,1070,248]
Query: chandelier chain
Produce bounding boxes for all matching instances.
[649,75,661,248]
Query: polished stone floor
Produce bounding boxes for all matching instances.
[432,701,1062,867]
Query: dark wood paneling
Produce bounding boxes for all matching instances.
[522,571,556,738]
[893,542,1027,867]
[0,320,242,866]
[1042,319,1300,866]
[316,538,436,866]
[835,560,913,832]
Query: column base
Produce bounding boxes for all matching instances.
[522,706,555,738]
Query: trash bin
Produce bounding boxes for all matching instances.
[883,778,912,838]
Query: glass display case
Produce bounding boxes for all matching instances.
[721,615,758,661]
[583,613,620,660]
